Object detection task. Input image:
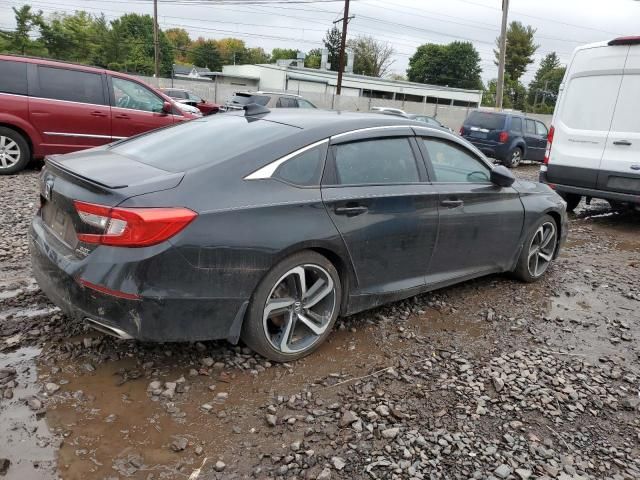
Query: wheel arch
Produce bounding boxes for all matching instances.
[0,122,35,158]
[543,208,563,259]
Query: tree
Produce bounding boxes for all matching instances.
[188,38,222,71]
[304,48,322,69]
[528,52,562,106]
[387,73,407,81]
[245,47,270,64]
[1,6,45,55]
[216,37,246,65]
[165,28,191,62]
[39,11,104,64]
[323,26,341,71]
[347,35,394,77]
[407,41,482,89]
[271,48,298,62]
[495,21,538,81]
[482,74,527,110]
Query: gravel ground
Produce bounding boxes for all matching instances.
[0,163,639,480]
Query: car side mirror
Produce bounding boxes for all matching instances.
[162,101,172,114]
[490,165,516,187]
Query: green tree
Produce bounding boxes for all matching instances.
[165,28,191,62]
[323,26,341,71]
[271,48,298,62]
[1,6,45,55]
[407,41,482,89]
[528,52,563,107]
[495,21,538,81]
[216,37,246,65]
[188,38,222,71]
[245,47,270,64]
[304,48,321,69]
[347,35,394,77]
[482,74,528,110]
[39,11,104,63]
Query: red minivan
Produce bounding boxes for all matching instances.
[0,55,198,174]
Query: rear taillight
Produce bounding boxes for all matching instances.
[459,126,464,135]
[544,125,555,165]
[74,201,197,247]
[498,131,509,143]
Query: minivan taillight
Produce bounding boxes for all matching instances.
[459,126,464,135]
[544,125,555,165]
[498,131,509,143]
[74,201,197,247]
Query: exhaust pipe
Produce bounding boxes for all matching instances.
[85,318,133,340]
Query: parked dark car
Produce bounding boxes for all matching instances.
[460,110,549,168]
[161,88,220,115]
[0,55,198,175]
[225,91,317,110]
[30,108,567,362]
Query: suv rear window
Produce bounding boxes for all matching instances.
[110,115,297,172]
[465,111,506,130]
[230,94,270,106]
[0,60,27,95]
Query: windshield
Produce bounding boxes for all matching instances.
[110,115,298,172]
[465,111,506,130]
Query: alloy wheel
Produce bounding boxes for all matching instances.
[0,136,21,169]
[527,221,557,278]
[262,264,337,354]
[511,149,522,167]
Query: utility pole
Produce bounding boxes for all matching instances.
[335,0,350,95]
[495,0,509,110]
[153,0,160,78]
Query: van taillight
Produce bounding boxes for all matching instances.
[498,131,509,143]
[544,125,555,165]
[74,201,197,247]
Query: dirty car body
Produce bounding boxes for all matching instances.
[30,109,567,350]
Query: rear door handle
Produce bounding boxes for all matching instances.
[440,199,464,208]
[334,205,368,216]
[91,111,108,117]
[115,114,130,120]
[613,140,632,146]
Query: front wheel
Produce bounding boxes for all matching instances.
[503,147,522,168]
[241,251,341,362]
[512,215,558,283]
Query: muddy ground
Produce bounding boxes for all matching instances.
[0,163,638,480]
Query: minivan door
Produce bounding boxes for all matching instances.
[597,70,640,195]
[109,76,176,140]
[29,65,111,154]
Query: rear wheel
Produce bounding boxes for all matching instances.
[241,251,341,362]
[513,215,558,283]
[0,128,30,175]
[559,192,581,212]
[503,147,522,168]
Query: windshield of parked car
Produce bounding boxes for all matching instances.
[465,111,506,130]
[109,115,298,172]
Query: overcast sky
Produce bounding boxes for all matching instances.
[1,0,639,86]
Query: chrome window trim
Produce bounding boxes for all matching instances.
[244,139,329,180]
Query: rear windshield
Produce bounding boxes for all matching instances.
[229,94,270,106]
[109,115,298,172]
[465,111,506,130]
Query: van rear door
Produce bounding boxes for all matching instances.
[547,45,627,188]
[596,45,640,195]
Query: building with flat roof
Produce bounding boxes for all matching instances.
[221,63,482,107]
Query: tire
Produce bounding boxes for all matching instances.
[558,192,581,212]
[0,127,31,175]
[512,214,559,283]
[241,251,342,362]
[503,147,522,168]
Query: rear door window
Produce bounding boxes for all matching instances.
[333,138,420,185]
[276,97,297,108]
[510,117,523,133]
[525,119,537,135]
[535,121,548,136]
[0,60,27,95]
[465,111,506,130]
[38,66,105,105]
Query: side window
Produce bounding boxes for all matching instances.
[297,99,316,109]
[112,77,164,113]
[38,66,105,105]
[536,121,548,136]
[273,145,325,186]
[510,117,523,133]
[525,119,537,135]
[0,60,27,95]
[422,139,491,183]
[334,137,420,185]
[611,75,640,133]
[562,75,621,131]
[276,97,297,108]
[189,92,202,102]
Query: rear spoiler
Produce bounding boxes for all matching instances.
[46,156,126,189]
[608,36,640,46]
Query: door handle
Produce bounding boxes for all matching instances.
[613,140,632,146]
[334,205,368,216]
[115,114,130,120]
[440,199,464,208]
[91,111,108,117]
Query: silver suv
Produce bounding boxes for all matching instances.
[224,91,317,110]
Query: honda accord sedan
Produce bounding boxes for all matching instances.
[30,107,568,362]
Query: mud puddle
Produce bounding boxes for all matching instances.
[0,347,56,480]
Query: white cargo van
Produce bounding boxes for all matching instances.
[540,37,640,211]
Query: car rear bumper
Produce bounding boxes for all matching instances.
[29,216,248,343]
[540,171,640,205]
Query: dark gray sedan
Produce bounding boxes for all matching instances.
[30,108,567,362]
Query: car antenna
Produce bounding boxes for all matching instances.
[243,103,270,116]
